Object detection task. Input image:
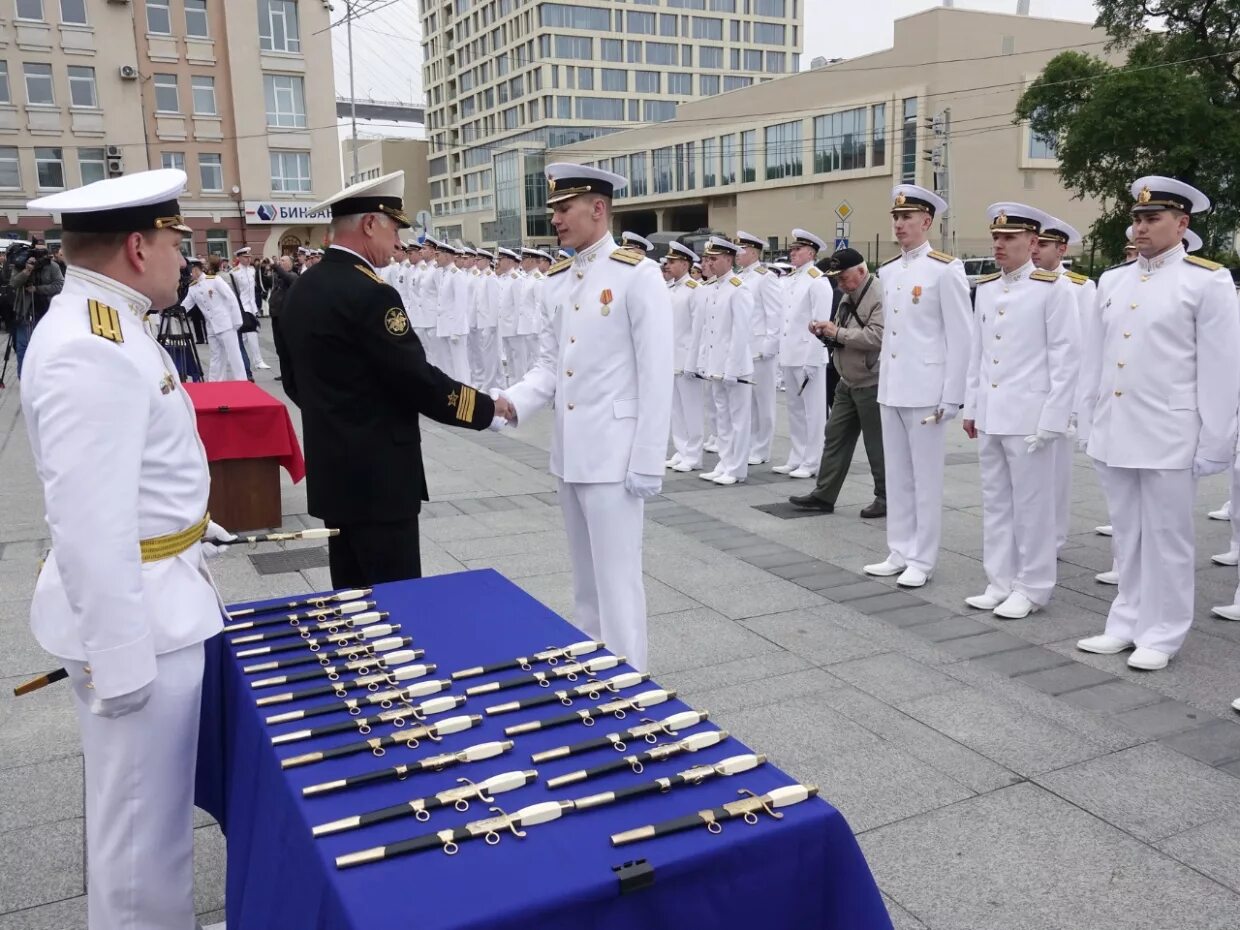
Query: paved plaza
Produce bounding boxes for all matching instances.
[3,331,1240,929]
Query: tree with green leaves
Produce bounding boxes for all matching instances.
[1016,0,1240,265]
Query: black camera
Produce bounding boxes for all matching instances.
[7,242,48,269]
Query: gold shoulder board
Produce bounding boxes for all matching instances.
[1185,255,1224,271]
[354,263,386,285]
[1030,270,1059,283]
[88,299,124,343]
[547,258,572,276]
[975,273,1002,285]
[685,280,699,288]
[754,265,769,275]
[807,267,822,278]
[729,276,743,287]
[928,250,955,264]
[1065,270,1089,285]
[610,248,643,266]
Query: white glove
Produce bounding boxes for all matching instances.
[1065,414,1078,439]
[90,681,153,719]
[488,415,507,431]
[1193,456,1230,478]
[624,471,663,499]
[1076,438,1089,454]
[1023,429,1062,455]
[202,520,237,559]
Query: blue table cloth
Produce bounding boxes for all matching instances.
[196,569,892,929]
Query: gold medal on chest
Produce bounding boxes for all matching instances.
[912,285,922,305]
[600,288,613,317]
[159,372,177,395]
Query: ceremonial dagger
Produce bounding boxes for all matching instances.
[336,799,573,867]
[530,711,708,763]
[249,648,423,688]
[545,729,730,788]
[281,713,483,769]
[503,688,676,736]
[690,371,755,387]
[271,694,466,743]
[254,662,437,707]
[225,598,376,633]
[228,606,383,644]
[234,622,401,659]
[610,783,819,847]
[450,640,604,680]
[215,527,339,548]
[264,679,453,725]
[242,635,412,675]
[484,671,649,715]
[464,654,626,696]
[312,769,539,836]
[571,753,767,810]
[227,587,371,621]
[303,738,514,797]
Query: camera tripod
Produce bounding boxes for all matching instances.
[0,325,14,390]
[157,307,204,382]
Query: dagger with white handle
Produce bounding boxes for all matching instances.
[545,729,730,789]
[263,678,452,725]
[228,606,384,644]
[530,711,708,763]
[270,694,466,744]
[450,641,604,680]
[503,688,676,736]
[464,655,625,696]
[484,672,649,715]
[216,527,340,548]
[571,754,766,811]
[281,713,482,769]
[242,635,412,675]
[254,662,437,707]
[224,598,376,633]
[234,622,401,659]
[227,587,371,621]
[302,739,514,798]
[610,784,819,847]
[250,649,424,689]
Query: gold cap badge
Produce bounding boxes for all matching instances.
[996,210,1008,225]
[1138,186,1152,204]
[895,193,906,206]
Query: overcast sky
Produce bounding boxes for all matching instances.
[335,0,1101,109]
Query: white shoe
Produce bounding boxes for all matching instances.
[1208,503,1231,521]
[1211,549,1239,567]
[256,362,271,370]
[748,455,766,466]
[896,567,930,588]
[788,467,816,479]
[1232,697,1240,713]
[671,461,698,473]
[1076,634,1134,655]
[863,559,904,577]
[1094,525,1113,537]
[1094,570,1119,585]
[993,592,1038,620]
[771,464,794,475]
[712,474,739,486]
[704,439,719,453]
[1128,647,1170,671]
[665,454,682,468]
[1211,604,1240,621]
[965,592,1005,610]
[698,470,721,481]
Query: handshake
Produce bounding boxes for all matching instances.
[490,392,516,430]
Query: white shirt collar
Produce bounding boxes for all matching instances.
[62,266,152,318]
[902,241,932,261]
[1137,243,1184,273]
[329,243,374,271]
[1002,260,1034,283]
[573,233,614,270]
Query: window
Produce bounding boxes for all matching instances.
[668,73,691,95]
[270,150,311,192]
[723,75,752,91]
[635,70,659,93]
[700,74,719,96]
[744,49,762,70]
[629,152,648,196]
[754,0,784,14]
[575,96,623,120]
[553,35,591,60]
[691,16,722,39]
[16,0,42,20]
[753,22,784,45]
[766,52,785,73]
[205,229,229,257]
[78,147,105,184]
[626,11,655,34]
[653,146,673,193]
[577,68,593,91]
[146,0,171,34]
[152,74,178,112]
[65,65,96,108]
[0,146,18,188]
[644,100,676,122]
[601,38,622,62]
[161,151,185,171]
[720,133,736,184]
[699,45,722,68]
[557,95,570,118]
[667,0,705,7]
[260,0,301,54]
[198,152,223,191]
[0,63,10,104]
[264,74,306,128]
[765,120,802,179]
[184,0,209,37]
[24,62,55,106]
[1028,126,1057,159]
[659,13,677,35]
[646,41,676,65]
[702,137,716,187]
[59,0,87,25]
[740,129,756,182]
[627,40,643,63]
[729,48,740,69]
[872,103,886,167]
[628,98,640,121]
[191,75,216,115]
[34,147,64,189]
[676,141,695,189]
[813,107,865,173]
[601,68,627,92]
[901,96,917,183]
[540,3,609,30]
[682,44,692,66]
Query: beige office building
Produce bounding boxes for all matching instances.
[548,7,1114,263]
[0,0,340,257]
[421,0,805,245]
[341,136,432,234]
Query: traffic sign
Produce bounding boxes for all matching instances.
[835,201,853,221]
[835,238,849,250]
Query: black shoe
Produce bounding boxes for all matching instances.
[860,499,887,518]
[789,494,833,512]
[274,375,282,381]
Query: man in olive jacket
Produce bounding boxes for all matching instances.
[791,248,886,516]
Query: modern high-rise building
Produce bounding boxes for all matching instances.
[420,0,805,246]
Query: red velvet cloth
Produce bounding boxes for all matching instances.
[184,382,305,483]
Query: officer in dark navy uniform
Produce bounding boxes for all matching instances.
[281,170,502,586]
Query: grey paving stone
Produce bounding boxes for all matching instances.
[767,560,837,581]
[939,629,1031,660]
[722,541,794,561]
[882,895,928,930]
[1161,719,1240,767]
[741,549,819,570]
[1159,815,1240,895]
[648,606,785,677]
[1111,699,1212,740]
[828,653,963,706]
[704,532,764,552]
[672,658,838,716]
[690,578,824,621]
[1058,679,1166,715]
[0,755,82,834]
[1014,661,1117,696]
[1036,743,1240,843]
[751,501,835,520]
[869,602,958,628]
[974,644,1074,677]
[739,607,889,667]
[654,513,721,527]
[0,896,87,930]
[0,818,83,911]
[793,569,865,591]
[861,783,1240,930]
[1221,759,1240,778]
[193,824,227,916]
[822,580,897,603]
[909,615,994,643]
[845,591,928,616]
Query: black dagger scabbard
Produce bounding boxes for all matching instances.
[227,587,372,621]
[483,672,649,716]
[544,729,730,789]
[228,607,384,644]
[254,662,438,707]
[463,654,625,696]
[503,688,676,736]
[281,714,483,770]
[449,640,604,680]
[242,636,413,675]
[234,622,402,659]
[249,647,424,688]
[264,678,453,726]
[302,738,515,797]
[270,695,467,745]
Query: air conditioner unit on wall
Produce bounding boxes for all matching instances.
[107,158,124,176]
[119,65,138,80]
[105,145,122,158]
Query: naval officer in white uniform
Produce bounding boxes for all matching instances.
[963,203,1079,619]
[663,241,705,472]
[864,185,973,588]
[734,230,782,465]
[499,163,673,672]
[1077,176,1240,670]
[22,169,233,930]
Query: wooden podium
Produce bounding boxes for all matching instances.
[207,457,282,532]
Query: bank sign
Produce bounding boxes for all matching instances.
[244,201,332,225]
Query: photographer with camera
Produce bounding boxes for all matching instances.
[789,247,886,517]
[10,235,64,377]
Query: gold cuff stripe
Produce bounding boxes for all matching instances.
[88,300,124,343]
[139,513,211,563]
[455,386,477,423]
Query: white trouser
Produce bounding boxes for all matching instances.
[1228,460,1240,605]
[207,330,245,381]
[978,432,1058,605]
[241,330,266,367]
[440,335,470,384]
[503,335,528,384]
[523,334,540,373]
[670,373,704,467]
[880,404,947,574]
[417,327,442,371]
[470,327,500,392]
[779,365,827,472]
[67,642,205,930]
[1094,462,1196,655]
[1053,435,1073,552]
[558,479,648,672]
[712,380,752,480]
[749,356,778,461]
